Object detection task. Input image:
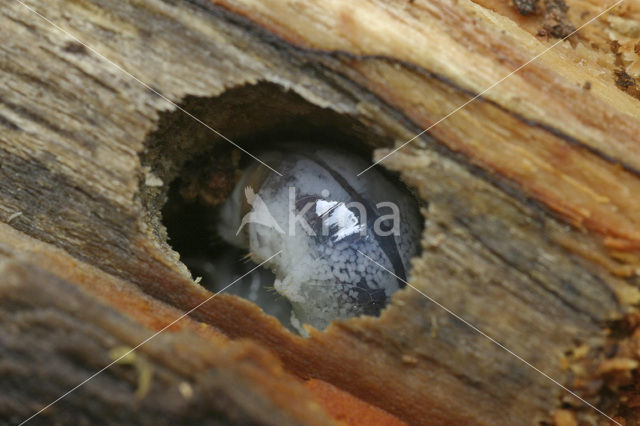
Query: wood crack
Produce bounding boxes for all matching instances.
[458,215,615,325]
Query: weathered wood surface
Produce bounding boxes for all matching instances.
[0,224,335,426]
[1,0,640,424]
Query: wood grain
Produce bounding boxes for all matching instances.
[1,0,639,424]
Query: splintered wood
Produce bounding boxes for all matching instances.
[1,0,639,424]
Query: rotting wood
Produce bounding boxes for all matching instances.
[0,223,335,426]
[1,0,640,424]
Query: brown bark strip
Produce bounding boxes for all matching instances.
[0,225,334,426]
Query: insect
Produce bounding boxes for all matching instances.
[217,144,422,334]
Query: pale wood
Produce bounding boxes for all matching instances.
[1,0,640,424]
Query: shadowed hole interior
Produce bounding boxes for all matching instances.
[141,82,422,333]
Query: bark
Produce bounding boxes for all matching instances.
[1,0,640,425]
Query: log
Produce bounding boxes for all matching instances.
[1,0,640,424]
